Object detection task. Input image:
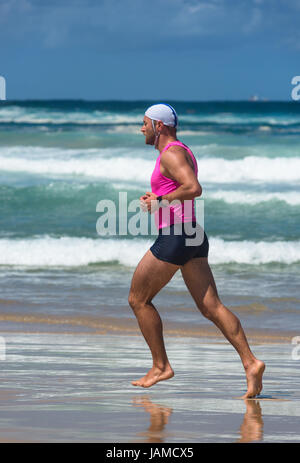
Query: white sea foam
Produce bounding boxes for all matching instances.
[3,143,299,164]
[177,130,212,136]
[194,143,300,159]
[197,156,300,183]
[0,154,153,182]
[0,236,299,267]
[0,106,142,125]
[209,238,300,265]
[180,113,300,125]
[0,145,135,160]
[205,190,300,206]
[106,125,140,134]
[0,236,152,268]
[1,146,300,185]
[1,106,300,126]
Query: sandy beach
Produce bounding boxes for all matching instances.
[0,327,299,443]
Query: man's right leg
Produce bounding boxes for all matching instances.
[128,249,180,388]
[181,257,265,398]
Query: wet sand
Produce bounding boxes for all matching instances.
[0,311,297,344]
[0,331,299,442]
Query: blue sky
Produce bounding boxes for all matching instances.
[1,0,299,100]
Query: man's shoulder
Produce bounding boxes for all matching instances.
[160,144,191,167]
[161,144,187,159]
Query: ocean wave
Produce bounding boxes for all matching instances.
[0,147,154,182]
[3,181,299,208]
[0,236,152,268]
[1,105,300,127]
[191,143,300,160]
[0,145,134,160]
[0,236,299,267]
[0,106,142,125]
[205,190,300,206]
[0,155,153,181]
[1,148,300,184]
[198,156,300,183]
[179,113,300,126]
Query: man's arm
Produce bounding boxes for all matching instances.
[159,147,202,202]
[140,147,202,212]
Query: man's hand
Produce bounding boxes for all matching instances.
[140,191,159,214]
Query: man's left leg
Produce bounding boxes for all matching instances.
[128,250,180,387]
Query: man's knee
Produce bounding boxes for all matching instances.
[128,292,144,312]
[128,291,154,313]
[198,303,213,320]
[197,301,222,320]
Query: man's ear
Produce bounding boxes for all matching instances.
[156,120,164,132]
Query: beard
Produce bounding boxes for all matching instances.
[145,132,155,145]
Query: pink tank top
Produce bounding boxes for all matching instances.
[150,141,198,229]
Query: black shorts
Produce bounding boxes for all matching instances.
[150,222,209,266]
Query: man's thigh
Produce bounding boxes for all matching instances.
[129,250,179,303]
[180,257,220,310]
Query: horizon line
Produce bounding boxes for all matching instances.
[0,98,296,103]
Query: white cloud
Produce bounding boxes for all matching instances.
[243,7,263,34]
[0,0,299,52]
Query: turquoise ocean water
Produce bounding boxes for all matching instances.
[0,100,299,334]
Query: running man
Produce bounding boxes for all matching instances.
[128,103,265,398]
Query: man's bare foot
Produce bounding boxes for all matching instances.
[242,359,265,399]
[132,365,174,388]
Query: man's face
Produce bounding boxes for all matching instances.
[141,116,155,145]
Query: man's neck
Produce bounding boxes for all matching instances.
[156,134,178,153]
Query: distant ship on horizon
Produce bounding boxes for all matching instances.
[249,95,269,102]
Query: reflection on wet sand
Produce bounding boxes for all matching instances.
[237,399,264,443]
[132,396,173,443]
[133,396,266,443]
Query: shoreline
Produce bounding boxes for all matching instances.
[0,311,297,344]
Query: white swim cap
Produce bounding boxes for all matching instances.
[145,103,178,128]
